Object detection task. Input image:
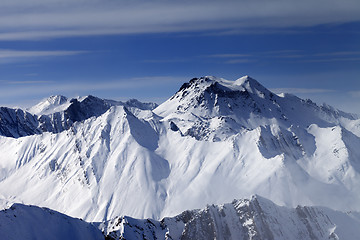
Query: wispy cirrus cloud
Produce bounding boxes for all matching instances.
[270,88,335,94]
[0,49,86,58]
[299,57,360,63]
[0,0,360,40]
[1,80,52,84]
[313,51,360,57]
[206,54,255,64]
[293,51,360,63]
[204,49,360,64]
[225,59,255,64]
[206,54,252,58]
[349,91,360,98]
[142,58,190,63]
[0,49,87,64]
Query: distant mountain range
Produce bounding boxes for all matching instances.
[0,95,157,138]
[1,75,360,239]
[2,195,360,240]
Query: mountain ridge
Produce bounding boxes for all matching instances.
[2,195,360,240]
[100,194,360,240]
[0,95,158,138]
[0,75,360,223]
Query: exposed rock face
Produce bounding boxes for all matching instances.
[0,95,158,138]
[0,107,42,137]
[100,195,360,240]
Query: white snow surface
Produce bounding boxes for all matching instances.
[0,203,103,240]
[27,95,70,115]
[2,195,360,240]
[1,76,360,223]
[100,195,360,240]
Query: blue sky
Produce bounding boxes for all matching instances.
[0,0,360,113]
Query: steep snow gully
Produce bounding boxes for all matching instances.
[1,76,360,239]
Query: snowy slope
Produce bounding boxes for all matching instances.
[2,196,360,240]
[154,76,357,140]
[0,76,360,223]
[100,195,360,240]
[1,95,157,138]
[0,106,168,221]
[0,203,104,240]
[27,95,70,115]
[0,95,111,137]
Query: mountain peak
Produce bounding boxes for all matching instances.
[155,75,274,118]
[124,98,158,110]
[234,75,270,95]
[234,75,251,84]
[28,95,70,115]
[234,75,257,86]
[174,75,269,99]
[65,95,110,122]
[47,95,68,105]
[154,75,357,141]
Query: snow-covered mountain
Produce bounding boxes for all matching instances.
[27,95,70,115]
[2,196,360,240]
[0,203,104,240]
[1,75,360,224]
[100,195,360,240]
[0,95,111,137]
[0,95,157,138]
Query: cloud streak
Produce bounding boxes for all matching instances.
[0,0,359,40]
[204,49,360,65]
[0,49,87,64]
[206,54,252,58]
[270,88,335,94]
[225,59,255,64]
[0,49,86,58]
[349,91,360,98]
[2,80,52,84]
